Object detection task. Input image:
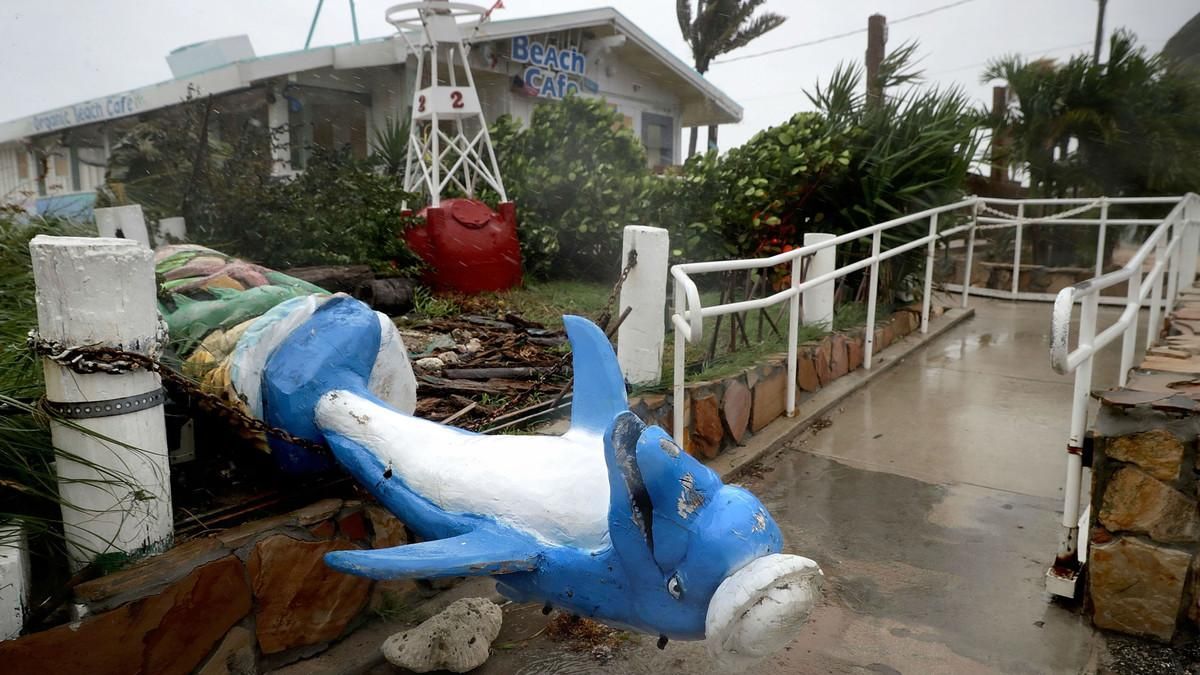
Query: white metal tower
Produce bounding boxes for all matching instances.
[387,2,508,208]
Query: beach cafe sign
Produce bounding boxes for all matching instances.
[510,35,588,100]
[32,92,145,134]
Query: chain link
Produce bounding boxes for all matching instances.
[27,332,330,455]
[27,253,642,440]
[975,200,1102,231]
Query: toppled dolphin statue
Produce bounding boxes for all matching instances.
[253,295,821,667]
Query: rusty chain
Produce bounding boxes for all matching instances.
[27,332,331,455]
[27,251,640,439]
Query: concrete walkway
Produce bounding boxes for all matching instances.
[374,298,1146,674]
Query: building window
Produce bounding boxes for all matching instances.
[287,88,370,169]
[641,112,674,168]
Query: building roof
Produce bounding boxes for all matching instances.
[0,7,741,145]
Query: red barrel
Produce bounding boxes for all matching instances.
[405,199,522,293]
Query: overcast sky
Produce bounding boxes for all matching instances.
[1,0,1196,149]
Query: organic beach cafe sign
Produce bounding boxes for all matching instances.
[510,35,589,100]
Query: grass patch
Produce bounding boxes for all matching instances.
[489,280,613,328]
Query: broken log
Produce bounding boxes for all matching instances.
[417,375,529,396]
[363,277,415,314]
[284,265,373,294]
[442,367,554,380]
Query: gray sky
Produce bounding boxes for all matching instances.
[1,1,1195,149]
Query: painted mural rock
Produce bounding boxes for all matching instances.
[153,245,417,472]
[254,294,822,667]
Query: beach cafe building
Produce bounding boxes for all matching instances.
[0,7,742,216]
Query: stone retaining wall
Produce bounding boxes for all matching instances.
[1088,288,1200,642]
[629,304,939,459]
[0,499,416,674]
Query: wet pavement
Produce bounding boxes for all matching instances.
[372,299,1152,674]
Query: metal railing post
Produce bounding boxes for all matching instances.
[920,213,938,333]
[672,279,686,445]
[786,256,801,416]
[962,201,978,308]
[1094,198,1109,278]
[1119,264,1141,387]
[863,231,882,369]
[1056,292,1097,573]
[1166,216,1181,317]
[1011,203,1024,297]
[1148,238,1167,346]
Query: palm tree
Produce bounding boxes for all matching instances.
[677,0,786,156]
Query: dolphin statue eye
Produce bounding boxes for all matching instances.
[667,573,684,599]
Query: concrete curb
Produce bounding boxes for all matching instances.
[706,307,976,482]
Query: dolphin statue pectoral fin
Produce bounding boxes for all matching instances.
[562,315,628,435]
[323,528,542,581]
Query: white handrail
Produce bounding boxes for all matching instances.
[668,192,1198,598]
[1043,192,1198,594]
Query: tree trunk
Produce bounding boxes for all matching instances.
[688,127,699,158]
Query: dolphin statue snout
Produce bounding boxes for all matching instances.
[259,295,822,665]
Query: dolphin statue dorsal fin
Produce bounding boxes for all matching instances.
[562,315,628,435]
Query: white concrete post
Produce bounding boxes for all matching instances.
[617,226,670,385]
[155,217,187,247]
[30,236,173,571]
[802,233,836,329]
[0,522,30,640]
[94,204,150,247]
[268,88,293,175]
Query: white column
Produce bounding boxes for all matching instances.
[94,205,150,247]
[268,89,292,176]
[0,523,30,640]
[802,233,836,329]
[30,236,173,571]
[1182,197,1199,289]
[155,217,187,246]
[617,226,670,385]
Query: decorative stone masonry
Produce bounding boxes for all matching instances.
[629,305,936,459]
[0,497,418,674]
[1088,288,1200,642]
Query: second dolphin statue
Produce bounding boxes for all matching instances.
[258,295,822,668]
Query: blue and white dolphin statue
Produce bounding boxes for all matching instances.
[259,295,822,667]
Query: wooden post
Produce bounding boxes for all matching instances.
[617,226,669,385]
[990,86,1009,188]
[865,14,887,107]
[30,236,173,570]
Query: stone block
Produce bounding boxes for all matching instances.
[248,535,372,654]
[874,324,894,352]
[721,379,751,444]
[74,536,227,610]
[367,505,409,549]
[814,338,834,386]
[847,335,864,371]
[337,510,369,542]
[1090,535,1191,641]
[0,556,251,675]
[196,625,256,675]
[829,334,849,379]
[308,520,336,539]
[382,598,502,673]
[797,350,820,392]
[293,499,343,526]
[1099,467,1200,543]
[751,367,788,433]
[1106,429,1185,482]
[690,394,723,459]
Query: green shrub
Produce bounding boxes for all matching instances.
[487,97,650,279]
